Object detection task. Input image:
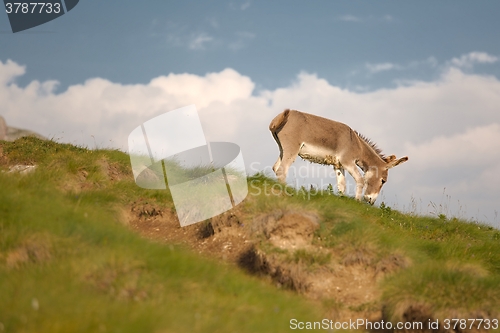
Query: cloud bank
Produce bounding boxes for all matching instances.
[450,52,498,68]
[1,53,499,224]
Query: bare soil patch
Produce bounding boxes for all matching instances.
[126,200,253,263]
[122,201,412,323]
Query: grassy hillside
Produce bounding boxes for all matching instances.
[1,137,500,332]
[0,138,323,333]
[245,175,500,327]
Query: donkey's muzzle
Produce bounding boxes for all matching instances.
[363,195,376,205]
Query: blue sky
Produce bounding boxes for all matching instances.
[1,1,500,224]
[3,1,500,90]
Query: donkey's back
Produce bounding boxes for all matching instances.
[269,109,357,151]
[270,109,364,170]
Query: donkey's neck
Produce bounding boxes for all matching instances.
[356,140,386,173]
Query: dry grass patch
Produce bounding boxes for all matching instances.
[4,233,53,269]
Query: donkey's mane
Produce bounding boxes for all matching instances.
[354,131,386,160]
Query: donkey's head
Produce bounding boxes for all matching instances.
[363,155,409,205]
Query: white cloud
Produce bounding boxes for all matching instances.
[0,61,255,149]
[405,124,500,170]
[450,52,498,68]
[366,62,400,73]
[166,28,215,50]
[148,68,254,109]
[365,56,437,75]
[1,58,500,224]
[188,33,214,50]
[0,59,25,85]
[167,27,255,51]
[401,124,500,220]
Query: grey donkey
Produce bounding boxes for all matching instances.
[269,109,408,204]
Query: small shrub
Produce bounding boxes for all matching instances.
[380,202,392,217]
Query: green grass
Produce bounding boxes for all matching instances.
[289,249,331,266]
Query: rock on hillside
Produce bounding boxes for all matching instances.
[0,115,45,141]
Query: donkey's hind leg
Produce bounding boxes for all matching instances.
[273,143,283,174]
[271,131,284,177]
[273,157,282,174]
[275,144,300,183]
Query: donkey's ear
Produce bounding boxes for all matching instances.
[383,155,397,163]
[387,156,408,169]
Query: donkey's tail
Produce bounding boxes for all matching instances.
[269,109,291,134]
[269,109,291,157]
[269,109,291,166]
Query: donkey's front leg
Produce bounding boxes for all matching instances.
[334,166,346,195]
[344,164,364,201]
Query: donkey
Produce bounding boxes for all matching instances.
[269,109,408,204]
